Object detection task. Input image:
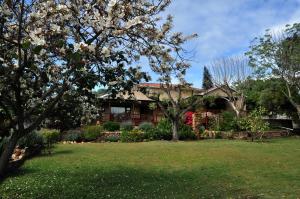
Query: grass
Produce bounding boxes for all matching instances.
[1,138,300,198]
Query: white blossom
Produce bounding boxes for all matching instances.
[101,47,110,57]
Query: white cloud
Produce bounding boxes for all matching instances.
[162,0,300,87]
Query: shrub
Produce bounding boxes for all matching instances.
[238,107,270,141]
[120,121,134,131]
[156,119,172,140]
[105,135,119,142]
[103,121,120,131]
[63,129,83,142]
[179,124,196,140]
[120,129,144,142]
[82,125,103,141]
[18,131,44,148]
[198,125,206,135]
[139,122,154,132]
[215,131,223,139]
[219,111,239,131]
[39,129,60,154]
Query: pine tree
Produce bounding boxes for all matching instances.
[202,66,214,90]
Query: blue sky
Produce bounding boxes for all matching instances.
[145,0,300,88]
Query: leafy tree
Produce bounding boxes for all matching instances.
[238,107,269,141]
[247,23,300,119]
[202,66,213,90]
[0,0,180,177]
[142,21,199,140]
[44,88,99,132]
[237,78,297,118]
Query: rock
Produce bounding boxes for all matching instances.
[14,148,22,156]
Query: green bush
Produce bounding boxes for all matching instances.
[179,125,196,140]
[219,111,239,131]
[103,121,120,131]
[120,129,144,142]
[39,129,60,154]
[215,131,223,139]
[139,122,154,132]
[208,112,240,132]
[18,131,44,148]
[105,135,120,142]
[156,119,172,140]
[63,130,83,142]
[238,107,270,141]
[198,125,206,135]
[82,125,103,141]
[139,122,156,140]
[120,121,134,131]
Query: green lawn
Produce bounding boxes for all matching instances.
[1,138,300,198]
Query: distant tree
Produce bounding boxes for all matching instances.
[202,66,214,90]
[209,56,253,117]
[237,78,297,118]
[144,20,199,140]
[247,23,300,119]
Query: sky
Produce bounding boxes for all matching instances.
[145,0,300,88]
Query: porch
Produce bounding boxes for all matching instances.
[100,100,163,126]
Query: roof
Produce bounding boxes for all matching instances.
[98,90,154,101]
[139,82,204,92]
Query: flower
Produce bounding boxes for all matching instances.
[50,24,61,33]
[101,47,110,57]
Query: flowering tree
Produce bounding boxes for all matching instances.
[0,0,182,176]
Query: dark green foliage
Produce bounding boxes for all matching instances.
[198,125,206,135]
[155,119,173,140]
[105,135,120,142]
[18,131,44,148]
[208,112,240,132]
[215,132,223,139]
[179,125,196,140]
[237,78,296,117]
[103,121,120,131]
[219,111,240,131]
[63,130,83,142]
[120,129,144,142]
[120,121,134,131]
[139,122,157,140]
[82,125,103,141]
[202,66,214,90]
[0,137,9,156]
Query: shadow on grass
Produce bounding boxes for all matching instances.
[1,166,260,199]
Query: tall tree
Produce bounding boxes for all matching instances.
[202,66,213,90]
[209,56,252,117]
[0,0,179,177]
[247,23,300,119]
[144,23,199,141]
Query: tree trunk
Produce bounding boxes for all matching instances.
[228,101,240,117]
[296,105,300,120]
[172,120,179,141]
[0,132,20,178]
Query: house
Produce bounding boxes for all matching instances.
[98,83,239,127]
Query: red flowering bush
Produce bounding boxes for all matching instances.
[184,111,194,126]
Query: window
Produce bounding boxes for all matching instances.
[111,107,126,114]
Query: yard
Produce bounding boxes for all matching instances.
[1,138,300,198]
